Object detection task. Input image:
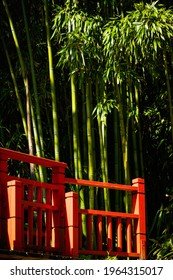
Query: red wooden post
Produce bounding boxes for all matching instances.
[27,185,34,247]
[0,153,8,247]
[78,213,82,249]
[36,187,42,248]
[97,215,102,251]
[52,165,66,252]
[45,189,51,247]
[117,217,122,252]
[45,209,51,247]
[37,208,42,247]
[107,216,112,252]
[7,180,23,251]
[87,214,92,250]
[126,218,132,253]
[65,191,78,258]
[132,178,146,259]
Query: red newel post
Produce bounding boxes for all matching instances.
[0,152,8,247]
[132,178,147,259]
[65,191,78,258]
[7,180,23,251]
[52,165,66,252]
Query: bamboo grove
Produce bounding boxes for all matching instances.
[1,0,173,258]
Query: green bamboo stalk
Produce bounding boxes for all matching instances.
[113,107,120,183]
[95,79,110,211]
[26,75,35,178]
[101,101,110,211]
[70,72,83,181]
[86,78,95,209]
[21,1,44,158]
[22,0,46,182]
[115,80,131,213]
[3,0,46,181]
[95,79,104,211]
[81,77,88,179]
[113,107,123,211]
[163,51,173,144]
[43,0,60,161]
[71,72,87,238]
[116,81,130,184]
[80,82,88,239]
[135,85,144,178]
[3,0,26,84]
[3,0,36,177]
[86,76,97,249]
[102,97,108,182]
[30,100,44,181]
[89,80,97,179]
[3,40,27,137]
[44,100,54,146]
[129,87,139,178]
[64,84,73,171]
[71,72,80,179]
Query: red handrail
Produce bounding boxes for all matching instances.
[65,177,137,191]
[0,148,146,259]
[0,148,67,254]
[65,177,146,259]
[7,179,65,253]
[0,147,67,168]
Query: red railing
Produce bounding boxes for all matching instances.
[0,148,146,259]
[0,148,67,254]
[7,179,65,253]
[64,178,146,259]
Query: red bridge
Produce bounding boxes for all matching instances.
[0,148,146,259]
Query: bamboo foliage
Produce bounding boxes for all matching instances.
[3,0,173,185]
[119,2,173,147]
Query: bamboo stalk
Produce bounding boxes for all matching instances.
[22,0,46,181]
[21,1,44,157]
[135,86,144,178]
[163,51,173,144]
[3,40,27,137]
[43,0,60,161]
[3,0,36,180]
[26,75,35,178]
[95,79,110,211]
[71,72,80,179]
[86,77,95,209]
[113,107,123,212]
[71,72,87,237]
[115,80,130,213]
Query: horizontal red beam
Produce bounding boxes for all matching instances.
[65,178,137,191]
[22,201,59,211]
[8,176,63,190]
[79,208,139,219]
[0,148,67,168]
